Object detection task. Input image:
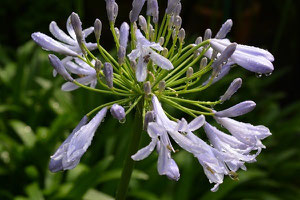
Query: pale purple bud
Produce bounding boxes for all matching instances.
[144,81,151,95]
[195,36,202,45]
[174,16,182,29]
[149,25,155,41]
[144,111,155,130]
[147,0,159,23]
[215,101,256,117]
[166,0,181,15]
[103,62,113,88]
[70,12,83,45]
[211,43,237,70]
[159,37,165,46]
[95,59,102,72]
[204,29,212,40]
[110,104,125,120]
[199,57,207,70]
[139,15,148,33]
[215,19,233,39]
[174,2,182,16]
[94,18,102,41]
[48,54,74,82]
[168,16,175,29]
[119,22,130,49]
[186,67,193,78]
[105,0,118,23]
[220,78,242,102]
[130,0,146,23]
[178,28,185,43]
[118,46,126,65]
[159,80,166,92]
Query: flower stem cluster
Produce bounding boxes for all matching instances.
[31,0,274,194]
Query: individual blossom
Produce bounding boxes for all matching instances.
[31,13,97,57]
[61,58,97,91]
[49,107,107,172]
[128,29,174,82]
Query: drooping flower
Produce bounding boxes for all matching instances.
[49,107,107,172]
[210,38,274,74]
[128,29,174,82]
[31,13,97,57]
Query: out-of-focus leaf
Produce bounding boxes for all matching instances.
[83,189,114,200]
[66,156,114,199]
[97,169,149,183]
[25,183,44,200]
[9,120,36,147]
[129,190,160,200]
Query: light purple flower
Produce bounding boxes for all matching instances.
[210,38,274,74]
[49,107,107,172]
[105,0,118,23]
[48,54,74,82]
[147,0,159,23]
[166,0,181,15]
[215,117,272,151]
[31,13,97,57]
[128,29,174,82]
[215,19,233,39]
[61,58,97,91]
[129,0,146,23]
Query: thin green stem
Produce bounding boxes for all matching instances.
[115,99,144,200]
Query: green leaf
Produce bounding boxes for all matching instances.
[9,120,36,147]
[25,183,44,200]
[83,189,114,200]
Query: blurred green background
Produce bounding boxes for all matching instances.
[0,0,299,199]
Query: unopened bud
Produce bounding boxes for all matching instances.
[174,16,182,29]
[105,0,118,23]
[114,27,120,39]
[119,22,130,49]
[220,78,242,102]
[103,62,114,88]
[144,111,155,130]
[118,46,126,65]
[162,48,168,57]
[144,81,151,95]
[199,57,207,70]
[166,0,180,15]
[139,15,148,33]
[215,19,233,39]
[110,104,126,120]
[159,37,165,46]
[130,0,146,23]
[204,28,212,40]
[147,0,159,24]
[94,18,102,41]
[186,67,193,78]
[178,28,185,43]
[195,36,202,45]
[168,16,174,29]
[211,43,236,70]
[174,3,182,16]
[95,59,102,72]
[158,80,166,92]
[48,54,73,82]
[215,101,256,117]
[70,13,83,48]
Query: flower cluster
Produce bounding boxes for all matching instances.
[32,0,274,192]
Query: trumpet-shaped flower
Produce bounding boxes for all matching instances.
[49,107,107,172]
[31,13,97,57]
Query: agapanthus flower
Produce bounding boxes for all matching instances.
[32,0,274,196]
